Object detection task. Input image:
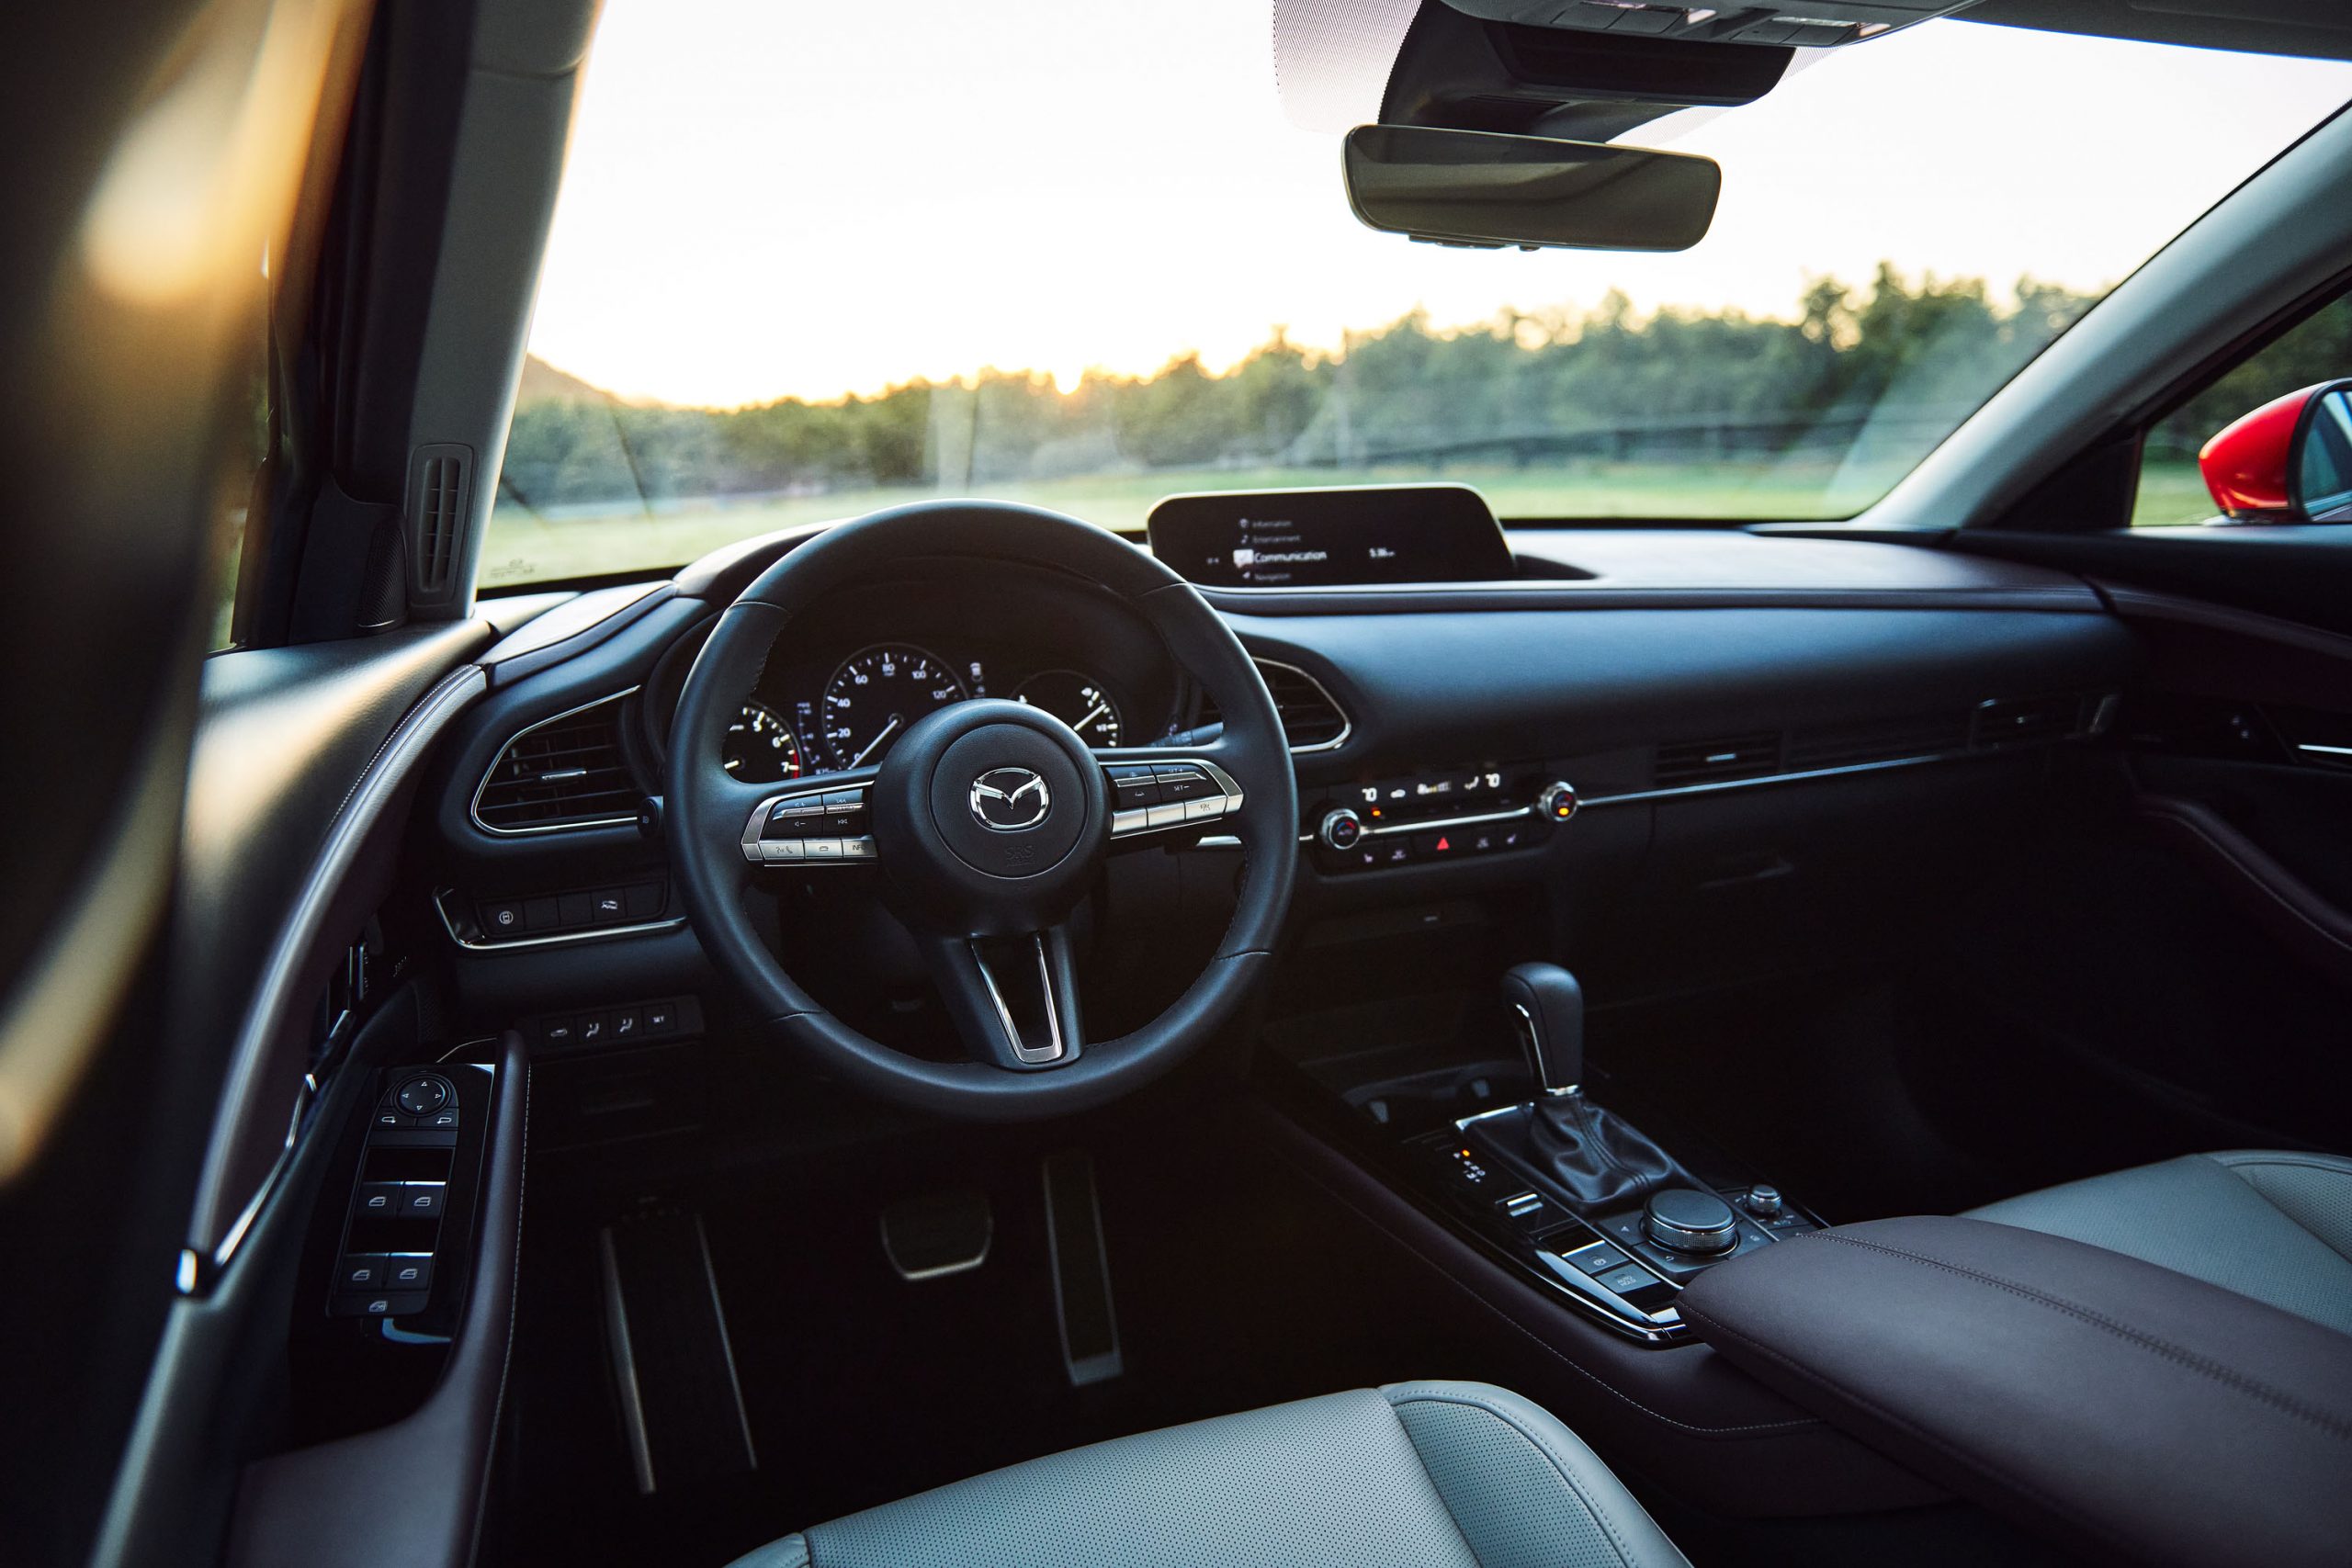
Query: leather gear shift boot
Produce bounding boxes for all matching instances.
[1525,1090,1693,1213]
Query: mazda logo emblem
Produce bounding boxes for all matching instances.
[968,766,1051,831]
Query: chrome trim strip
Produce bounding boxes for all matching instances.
[1366,804,1531,839]
[599,1226,659,1494]
[970,936,1066,1065]
[1577,750,1970,807]
[468,686,641,837]
[2299,742,2352,758]
[431,889,687,952]
[193,663,487,1275]
[694,1212,760,1466]
[1251,659,1352,754]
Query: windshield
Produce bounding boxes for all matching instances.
[482,2,2352,588]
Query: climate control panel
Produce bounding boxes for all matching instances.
[1305,763,1575,873]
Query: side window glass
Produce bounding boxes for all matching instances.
[2136,292,2352,527]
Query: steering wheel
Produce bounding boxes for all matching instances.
[665,501,1299,1120]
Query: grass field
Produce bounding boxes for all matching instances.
[476,457,2229,588]
[477,459,1890,586]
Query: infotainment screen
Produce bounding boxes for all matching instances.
[1146,484,1512,588]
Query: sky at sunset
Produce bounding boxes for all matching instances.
[521,0,2352,410]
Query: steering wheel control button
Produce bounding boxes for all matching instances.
[841,836,877,860]
[1154,767,1216,803]
[801,836,846,861]
[1644,1189,1741,1257]
[1105,763,1160,810]
[770,795,828,828]
[394,1076,450,1116]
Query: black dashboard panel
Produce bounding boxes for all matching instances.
[426,523,2143,1049]
[1232,605,2138,784]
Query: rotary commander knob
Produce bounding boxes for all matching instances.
[1537,781,1579,822]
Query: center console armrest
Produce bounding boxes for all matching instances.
[1678,1215,2352,1568]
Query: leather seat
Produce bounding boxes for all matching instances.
[1965,1148,2352,1336]
[724,1382,1690,1568]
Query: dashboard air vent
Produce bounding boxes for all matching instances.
[1786,710,1972,772]
[1972,695,2081,749]
[1198,660,1351,751]
[472,693,640,834]
[1654,732,1781,789]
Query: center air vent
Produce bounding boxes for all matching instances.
[472,692,641,834]
[1654,731,1781,789]
[1198,660,1351,752]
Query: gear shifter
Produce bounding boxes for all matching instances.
[1501,963,1693,1213]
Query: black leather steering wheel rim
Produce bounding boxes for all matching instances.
[664,500,1298,1120]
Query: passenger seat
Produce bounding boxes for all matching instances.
[1965,1150,2352,1336]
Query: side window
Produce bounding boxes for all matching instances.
[2135,291,2352,527]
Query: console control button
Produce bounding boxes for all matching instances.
[478,900,526,937]
[1563,1242,1631,1276]
[1741,1183,1784,1219]
[1317,808,1363,851]
[1594,1262,1661,1298]
[397,1183,446,1218]
[338,1254,387,1290]
[384,1255,434,1290]
[1538,781,1580,822]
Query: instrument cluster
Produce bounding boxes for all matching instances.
[724,640,1137,783]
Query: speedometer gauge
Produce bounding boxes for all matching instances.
[722,700,804,783]
[1012,670,1124,745]
[823,644,969,768]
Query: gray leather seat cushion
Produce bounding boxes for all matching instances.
[725,1381,1690,1568]
[1966,1149,2352,1337]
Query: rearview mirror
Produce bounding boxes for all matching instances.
[1342,125,1720,253]
[2199,378,2352,523]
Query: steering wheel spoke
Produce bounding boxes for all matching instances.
[925,926,1083,1071]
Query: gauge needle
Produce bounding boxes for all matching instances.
[851,714,903,766]
[1073,702,1109,734]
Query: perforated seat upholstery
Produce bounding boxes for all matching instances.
[1965,1149,2352,1337]
[724,1382,1691,1568]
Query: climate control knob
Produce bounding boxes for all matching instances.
[1317,808,1366,851]
[1643,1188,1740,1257]
[1537,780,1579,822]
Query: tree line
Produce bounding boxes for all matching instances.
[499,265,2134,513]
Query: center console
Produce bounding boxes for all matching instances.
[1396,962,1821,1343]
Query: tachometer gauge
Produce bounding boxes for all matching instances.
[1012,670,1124,746]
[823,644,969,768]
[722,699,804,783]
